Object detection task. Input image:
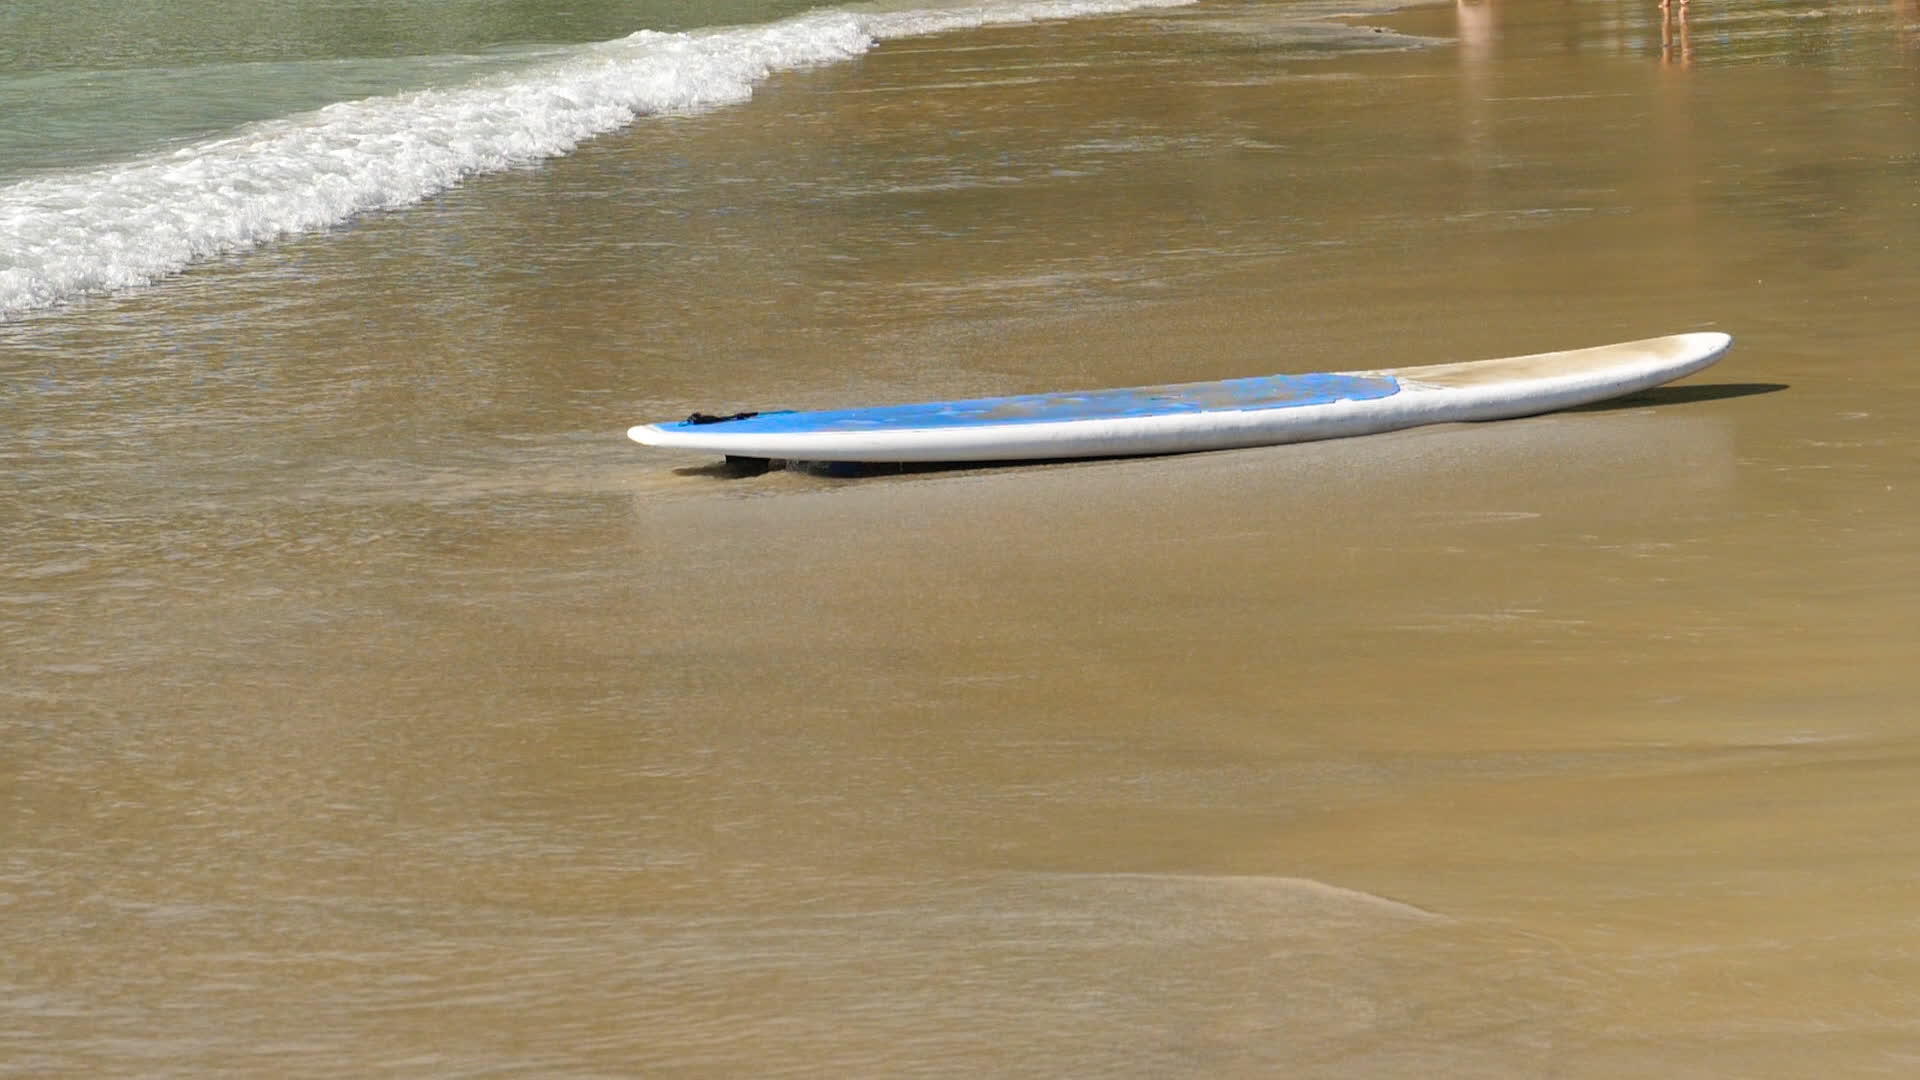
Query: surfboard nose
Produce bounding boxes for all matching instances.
[1675,330,1734,371]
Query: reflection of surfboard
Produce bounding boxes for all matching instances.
[627,332,1732,464]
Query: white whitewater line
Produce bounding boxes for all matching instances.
[0,0,1192,321]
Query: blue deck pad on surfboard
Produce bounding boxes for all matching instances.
[654,371,1404,435]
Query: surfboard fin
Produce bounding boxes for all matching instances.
[722,454,774,475]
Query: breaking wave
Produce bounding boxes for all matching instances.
[0,0,1192,321]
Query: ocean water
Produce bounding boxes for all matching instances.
[0,0,1208,319]
[0,0,825,175]
[8,0,1920,1075]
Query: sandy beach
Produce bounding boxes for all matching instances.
[6,0,1920,1074]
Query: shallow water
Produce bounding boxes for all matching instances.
[0,0,809,181]
[6,0,1920,1075]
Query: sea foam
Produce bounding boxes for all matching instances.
[0,0,1192,321]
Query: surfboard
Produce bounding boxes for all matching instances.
[627,331,1732,464]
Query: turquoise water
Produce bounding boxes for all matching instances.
[0,0,812,177]
[0,0,806,69]
[0,0,1192,317]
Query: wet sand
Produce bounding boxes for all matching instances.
[7,0,1920,1075]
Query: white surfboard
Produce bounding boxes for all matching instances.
[627,331,1732,463]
